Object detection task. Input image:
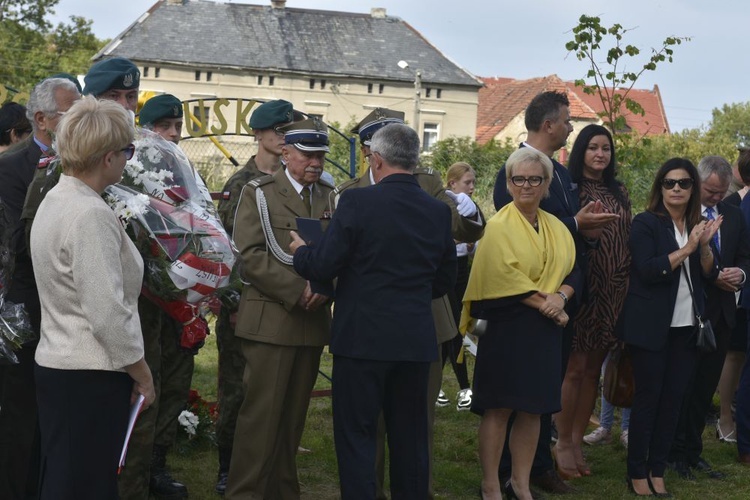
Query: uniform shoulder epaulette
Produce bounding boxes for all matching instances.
[247,174,274,189]
[334,176,361,193]
[414,166,436,176]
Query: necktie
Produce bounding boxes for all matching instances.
[301,187,312,216]
[705,206,720,253]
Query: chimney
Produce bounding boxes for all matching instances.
[271,0,286,8]
[370,7,386,18]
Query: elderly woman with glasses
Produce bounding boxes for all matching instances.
[618,158,720,497]
[461,148,581,500]
[30,96,155,499]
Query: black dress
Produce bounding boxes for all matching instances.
[470,297,563,415]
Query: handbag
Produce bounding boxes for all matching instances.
[602,346,634,408]
[682,263,717,353]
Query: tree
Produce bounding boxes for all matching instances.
[565,15,689,134]
[0,0,57,30]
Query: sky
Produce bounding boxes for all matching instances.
[49,0,748,132]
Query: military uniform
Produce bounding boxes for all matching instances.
[333,166,485,499]
[226,167,333,499]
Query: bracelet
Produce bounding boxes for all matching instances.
[557,290,568,306]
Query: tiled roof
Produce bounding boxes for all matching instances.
[476,74,669,143]
[96,0,482,88]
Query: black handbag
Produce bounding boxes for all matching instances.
[682,263,717,353]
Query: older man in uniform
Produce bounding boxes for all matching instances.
[331,108,485,498]
[226,117,334,499]
[214,99,299,494]
[0,75,80,500]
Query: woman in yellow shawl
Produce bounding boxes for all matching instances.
[461,148,580,500]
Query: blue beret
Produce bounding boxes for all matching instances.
[249,99,299,130]
[83,57,140,96]
[278,117,329,152]
[139,94,183,126]
[352,108,405,146]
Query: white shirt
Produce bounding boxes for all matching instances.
[671,222,696,327]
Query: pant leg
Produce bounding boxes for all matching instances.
[215,307,246,453]
[425,354,443,498]
[600,395,616,431]
[622,407,631,431]
[737,310,750,455]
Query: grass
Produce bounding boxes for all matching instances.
[168,334,750,499]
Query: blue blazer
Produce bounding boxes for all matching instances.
[293,173,456,362]
[619,211,717,351]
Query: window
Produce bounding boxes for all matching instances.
[257,75,263,85]
[422,123,439,151]
[320,79,326,89]
[154,67,160,78]
[378,84,384,94]
[309,79,315,89]
[367,83,373,94]
[425,88,432,98]
[191,106,210,133]
[436,89,442,99]
[194,70,201,81]
[269,76,275,86]
[206,71,212,82]
[143,67,149,77]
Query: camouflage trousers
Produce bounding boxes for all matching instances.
[118,297,195,500]
[215,307,246,452]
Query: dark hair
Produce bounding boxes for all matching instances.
[524,91,569,132]
[737,149,750,185]
[568,124,628,206]
[647,157,702,229]
[0,102,32,146]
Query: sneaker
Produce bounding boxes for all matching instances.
[435,389,450,407]
[583,426,612,445]
[620,429,629,448]
[456,388,472,411]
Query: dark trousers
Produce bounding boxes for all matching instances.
[333,355,430,500]
[671,315,731,463]
[498,322,574,479]
[0,344,40,500]
[35,364,131,500]
[736,310,750,454]
[444,255,471,389]
[627,327,697,478]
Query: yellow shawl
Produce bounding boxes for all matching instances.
[459,202,576,335]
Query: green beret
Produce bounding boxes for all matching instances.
[83,57,140,97]
[249,99,300,130]
[139,94,183,126]
[48,73,82,94]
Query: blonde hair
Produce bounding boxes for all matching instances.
[446,162,475,188]
[56,95,134,174]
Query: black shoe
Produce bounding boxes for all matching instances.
[689,457,725,479]
[150,470,188,499]
[215,471,229,495]
[530,470,575,495]
[647,477,672,498]
[626,477,653,497]
[666,460,695,481]
[503,480,520,500]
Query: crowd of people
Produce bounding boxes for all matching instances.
[2,55,750,500]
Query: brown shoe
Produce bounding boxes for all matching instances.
[738,453,750,465]
[530,470,576,495]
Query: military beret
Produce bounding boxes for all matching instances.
[83,57,140,97]
[139,94,183,126]
[249,99,301,130]
[352,108,405,146]
[278,117,329,153]
[48,73,83,94]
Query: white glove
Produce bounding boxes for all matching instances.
[444,190,477,218]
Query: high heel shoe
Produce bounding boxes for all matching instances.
[503,480,519,500]
[716,422,737,443]
[626,477,653,496]
[552,446,582,480]
[647,477,672,498]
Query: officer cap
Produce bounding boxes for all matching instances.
[278,117,329,153]
[351,108,405,146]
[83,57,140,97]
[249,99,303,130]
[139,94,183,126]
[48,73,83,94]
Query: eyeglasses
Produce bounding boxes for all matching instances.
[510,176,545,187]
[120,144,135,160]
[661,178,694,190]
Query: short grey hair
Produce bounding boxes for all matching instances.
[505,148,554,179]
[369,123,420,171]
[697,155,732,184]
[25,78,80,126]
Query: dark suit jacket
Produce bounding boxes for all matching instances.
[619,211,718,351]
[294,173,456,362]
[0,138,43,332]
[705,201,750,327]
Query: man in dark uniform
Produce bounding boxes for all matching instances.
[226,117,334,500]
[0,75,80,500]
[332,108,485,499]
[214,99,299,494]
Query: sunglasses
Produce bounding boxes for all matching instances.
[661,178,694,190]
[120,143,135,160]
[510,176,545,187]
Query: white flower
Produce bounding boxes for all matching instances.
[178,410,199,436]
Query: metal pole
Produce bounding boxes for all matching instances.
[413,70,422,135]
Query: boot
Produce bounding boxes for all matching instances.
[215,446,233,495]
[150,445,188,499]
